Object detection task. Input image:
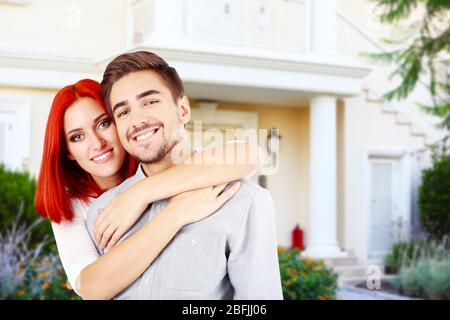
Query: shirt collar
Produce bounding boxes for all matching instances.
[134,163,147,181]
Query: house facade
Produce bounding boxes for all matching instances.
[0,0,446,271]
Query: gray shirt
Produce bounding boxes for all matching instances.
[86,165,283,300]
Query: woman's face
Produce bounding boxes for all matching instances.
[64,97,126,189]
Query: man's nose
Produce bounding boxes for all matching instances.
[129,106,147,129]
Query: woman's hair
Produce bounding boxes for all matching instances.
[35,79,138,223]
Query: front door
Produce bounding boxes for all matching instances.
[369,159,400,258]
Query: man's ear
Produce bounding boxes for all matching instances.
[177,96,191,125]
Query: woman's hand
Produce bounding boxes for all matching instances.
[93,187,149,251]
[164,181,241,227]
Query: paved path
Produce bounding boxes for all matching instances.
[337,287,415,300]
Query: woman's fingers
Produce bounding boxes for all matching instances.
[98,224,117,250]
[215,181,241,207]
[212,183,230,196]
[93,209,106,243]
[106,226,126,250]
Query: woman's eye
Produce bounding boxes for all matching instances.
[70,134,83,142]
[98,120,111,129]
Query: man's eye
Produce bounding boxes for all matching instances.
[98,120,111,129]
[144,100,158,107]
[70,134,83,142]
[117,110,129,118]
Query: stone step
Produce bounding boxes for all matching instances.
[333,265,371,278]
[338,273,396,288]
[380,103,397,114]
[410,124,426,137]
[396,114,411,125]
[324,256,359,267]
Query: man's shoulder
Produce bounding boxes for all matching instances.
[234,178,271,200]
[88,174,140,215]
[85,174,141,240]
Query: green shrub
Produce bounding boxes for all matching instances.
[418,152,450,241]
[0,165,54,253]
[394,257,450,300]
[384,239,437,274]
[278,248,338,300]
[391,237,450,299]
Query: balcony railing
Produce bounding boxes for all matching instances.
[128,0,310,53]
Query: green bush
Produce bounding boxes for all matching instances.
[388,237,450,299]
[394,257,450,300]
[418,152,450,241]
[384,239,437,274]
[0,165,54,252]
[278,248,338,300]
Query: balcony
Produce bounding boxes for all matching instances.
[128,0,310,54]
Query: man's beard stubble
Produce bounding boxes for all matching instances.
[135,136,178,164]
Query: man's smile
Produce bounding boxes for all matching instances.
[130,126,161,143]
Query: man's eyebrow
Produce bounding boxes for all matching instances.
[112,101,127,114]
[66,113,107,136]
[112,90,160,114]
[136,90,160,100]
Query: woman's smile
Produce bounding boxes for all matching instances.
[91,148,114,163]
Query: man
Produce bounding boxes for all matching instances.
[85,51,282,299]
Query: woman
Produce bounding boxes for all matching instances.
[35,79,263,300]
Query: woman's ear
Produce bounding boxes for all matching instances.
[177,96,191,125]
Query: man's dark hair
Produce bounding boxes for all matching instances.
[101,51,185,117]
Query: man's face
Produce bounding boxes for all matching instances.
[109,70,190,164]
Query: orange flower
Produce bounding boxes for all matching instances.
[62,281,72,290]
[41,283,50,290]
[37,271,50,279]
[18,290,26,296]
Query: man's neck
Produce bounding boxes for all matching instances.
[141,139,192,177]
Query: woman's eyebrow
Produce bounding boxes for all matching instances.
[93,113,107,123]
[67,127,82,136]
[66,113,107,136]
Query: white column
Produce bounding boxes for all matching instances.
[302,95,345,258]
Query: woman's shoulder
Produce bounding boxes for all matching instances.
[70,198,93,220]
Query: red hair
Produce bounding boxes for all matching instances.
[35,79,138,223]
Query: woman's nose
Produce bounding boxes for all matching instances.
[90,133,106,150]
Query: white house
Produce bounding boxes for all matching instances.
[0,0,446,285]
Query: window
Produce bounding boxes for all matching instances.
[0,98,31,171]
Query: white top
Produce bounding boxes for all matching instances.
[51,198,99,294]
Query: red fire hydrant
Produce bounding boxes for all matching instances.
[292,224,303,250]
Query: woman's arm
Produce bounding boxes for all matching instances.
[133,141,264,203]
[94,141,265,249]
[77,182,240,300]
